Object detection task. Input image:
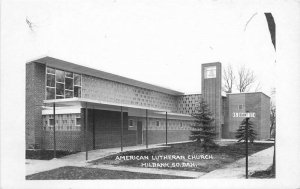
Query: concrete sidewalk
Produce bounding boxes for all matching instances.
[200,146,274,178]
[26,142,274,179]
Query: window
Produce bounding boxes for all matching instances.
[65,78,73,90]
[65,90,73,98]
[47,67,55,74]
[56,69,65,83]
[74,74,81,86]
[65,71,73,78]
[56,83,64,96]
[74,86,81,98]
[204,66,216,78]
[46,74,55,87]
[71,117,81,126]
[238,104,244,110]
[45,67,81,100]
[49,118,54,126]
[46,87,55,100]
[129,119,134,127]
[156,121,160,126]
[76,117,81,126]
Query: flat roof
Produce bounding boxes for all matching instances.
[226,92,270,98]
[31,56,184,96]
[42,98,193,119]
[43,98,170,112]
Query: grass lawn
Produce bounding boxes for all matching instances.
[26,150,78,160]
[26,166,189,180]
[92,142,273,173]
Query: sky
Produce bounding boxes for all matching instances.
[2,0,276,96]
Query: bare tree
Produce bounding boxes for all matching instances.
[236,65,256,92]
[270,88,276,138]
[270,87,276,175]
[254,82,262,92]
[223,65,235,93]
[270,101,276,138]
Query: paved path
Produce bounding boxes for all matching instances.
[26,159,86,176]
[26,143,173,176]
[26,142,274,179]
[200,146,274,178]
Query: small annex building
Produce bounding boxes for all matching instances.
[26,57,270,152]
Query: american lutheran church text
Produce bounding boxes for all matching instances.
[26,57,270,152]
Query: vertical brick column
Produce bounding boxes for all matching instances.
[26,62,46,149]
[201,62,222,139]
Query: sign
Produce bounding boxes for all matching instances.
[232,111,256,179]
[232,112,255,118]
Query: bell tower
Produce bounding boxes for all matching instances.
[201,62,222,139]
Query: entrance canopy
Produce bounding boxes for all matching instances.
[43,98,194,120]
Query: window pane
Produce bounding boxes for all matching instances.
[65,78,73,90]
[56,95,64,99]
[49,119,54,126]
[56,83,64,96]
[56,69,65,83]
[46,87,55,99]
[46,74,55,87]
[65,90,73,98]
[47,67,55,74]
[65,71,73,78]
[74,86,81,97]
[76,118,81,126]
[74,74,81,86]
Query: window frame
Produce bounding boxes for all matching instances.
[45,67,82,100]
[129,119,134,127]
[75,117,80,126]
[49,118,54,126]
[238,104,244,110]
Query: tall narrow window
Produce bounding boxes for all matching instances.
[76,117,81,126]
[74,73,81,98]
[156,121,160,127]
[129,119,134,127]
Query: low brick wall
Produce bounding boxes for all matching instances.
[41,131,82,152]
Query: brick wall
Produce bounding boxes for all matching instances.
[225,93,270,140]
[41,131,82,151]
[259,94,271,140]
[41,114,82,151]
[201,63,222,139]
[129,116,194,145]
[26,62,46,149]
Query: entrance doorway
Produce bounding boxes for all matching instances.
[137,121,143,144]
